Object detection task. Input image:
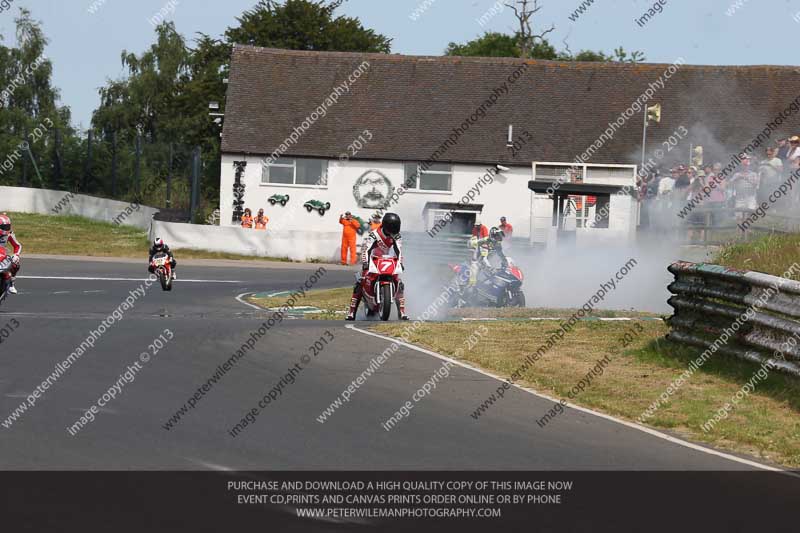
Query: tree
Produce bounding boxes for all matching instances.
[446,0,644,62]
[0,9,74,188]
[445,32,557,60]
[225,0,391,52]
[503,0,553,59]
[89,0,391,209]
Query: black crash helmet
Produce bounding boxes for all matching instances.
[381,213,401,238]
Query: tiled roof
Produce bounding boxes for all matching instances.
[222,45,800,166]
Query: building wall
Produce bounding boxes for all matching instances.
[220,154,536,237]
[528,190,637,246]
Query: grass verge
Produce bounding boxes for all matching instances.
[6,212,320,263]
[714,232,800,280]
[247,287,351,319]
[245,286,660,321]
[371,320,800,468]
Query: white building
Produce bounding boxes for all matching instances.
[220,46,782,258]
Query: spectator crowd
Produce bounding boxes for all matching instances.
[637,136,800,238]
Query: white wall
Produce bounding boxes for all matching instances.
[150,220,341,262]
[0,186,159,230]
[219,154,534,237]
[529,192,637,247]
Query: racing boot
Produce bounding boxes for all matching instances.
[2,273,16,295]
[346,281,362,321]
[396,282,409,320]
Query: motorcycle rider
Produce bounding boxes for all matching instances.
[346,212,408,321]
[467,227,508,290]
[148,238,177,280]
[0,213,22,295]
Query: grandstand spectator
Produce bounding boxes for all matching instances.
[254,208,269,230]
[645,170,661,199]
[787,136,800,163]
[499,216,513,250]
[758,147,784,204]
[674,165,691,190]
[777,138,791,161]
[240,208,253,229]
[686,176,706,242]
[788,157,800,206]
[731,156,759,217]
[472,218,489,238]
[705,165,725,204]
[499,216,513,239]
[658,169,676,196]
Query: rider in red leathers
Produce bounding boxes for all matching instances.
[0,213,22,295]
[346,212,409,321]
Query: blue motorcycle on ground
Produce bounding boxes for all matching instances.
[448,259,526,308]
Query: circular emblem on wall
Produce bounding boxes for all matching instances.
[352,170,394,209]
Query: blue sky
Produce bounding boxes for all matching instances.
[2,0,796,128]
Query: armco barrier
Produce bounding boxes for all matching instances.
[666,261,800,377]
[0,186,159,230]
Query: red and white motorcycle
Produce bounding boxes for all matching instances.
[150,252,174,292]
[0,248,16,306]
[360,256,402,321]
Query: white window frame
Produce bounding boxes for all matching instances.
[532,161,637,187]
[531,162,636,232]
[261,157,329,189]
[404,163,453,193]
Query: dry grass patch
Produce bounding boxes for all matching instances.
[372,320,800,468]
[247,287,351,319]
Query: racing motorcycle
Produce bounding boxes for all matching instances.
[360,256,403,321]
[151,252,174,292]
[449,258,526,308]
[0,249,15,307]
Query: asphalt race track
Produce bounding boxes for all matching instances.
[0,256,772,471]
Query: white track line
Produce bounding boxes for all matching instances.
[19,276,241,283]
[346,325,785,472]
[235,292,265,311]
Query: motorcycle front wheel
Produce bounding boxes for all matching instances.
[158,269,168,291]
[380,284,392,321]
[509,291,526,307]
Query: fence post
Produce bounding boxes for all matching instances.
[111,131,118,198]
[53,127,63,190]
[24,144,44,188]
[190,146,201,223]
[21,128,28,187]
[83,130,93,192]
[166,142,173,208]
[135,134,142,197]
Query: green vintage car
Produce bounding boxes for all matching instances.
[304,199,331,215]
[268,194,290,206]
